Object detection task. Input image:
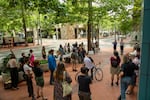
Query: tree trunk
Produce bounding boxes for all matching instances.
[87,0,92,51]
[21,0,28,46]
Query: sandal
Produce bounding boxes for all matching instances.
[42,97,48,100]
[36,96,41,99]
[125,91,132,95]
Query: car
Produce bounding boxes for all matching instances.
[102,32,109,37]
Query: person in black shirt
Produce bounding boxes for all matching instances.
[118,54,138,100]
[18,52,26,71]
[32,60,47,100]
[113,40,117,51]
[78,67,92,100]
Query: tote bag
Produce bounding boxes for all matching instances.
[62,71,72,97]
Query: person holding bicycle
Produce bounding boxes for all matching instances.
[83,53,95,80]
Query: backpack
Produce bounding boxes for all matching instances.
[111,59,118,68]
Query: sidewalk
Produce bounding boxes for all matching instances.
[0,44,137,100]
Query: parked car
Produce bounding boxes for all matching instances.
[102,32,109,37]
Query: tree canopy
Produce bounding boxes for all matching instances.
[0,0,142,36]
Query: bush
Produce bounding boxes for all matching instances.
[40,60,48,64]
[27,37,33,43]
[1,54,11,73]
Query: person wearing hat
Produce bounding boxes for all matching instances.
[78,67,92,100]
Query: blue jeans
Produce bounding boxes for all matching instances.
[120,76,132,100]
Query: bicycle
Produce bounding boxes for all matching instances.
[75,62,103,82]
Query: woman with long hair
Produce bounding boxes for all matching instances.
[42,46,46,59]
[54,62,72,100]
[118,54,138,100]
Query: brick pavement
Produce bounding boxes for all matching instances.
[0,44,138,100]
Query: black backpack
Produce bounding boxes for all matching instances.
[111,60,118,68]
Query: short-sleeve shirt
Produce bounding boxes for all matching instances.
[23,64,32,75]
[121,62,138,77]
[7,58,18,68]
[32,67,43,77]
[110,56,121,67]
[84,56,94,69]
[78,75,92,93]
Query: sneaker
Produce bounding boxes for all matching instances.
[28,94,32,97]
[74,69,77,72]
[115,82,119,86]
[42,97,48,100]
[12,87,19,90]
[37,95,41,99]
[111,82,113,86]
[118,95,121,100]
[125,90,132,95]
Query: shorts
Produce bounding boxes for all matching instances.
[72,59,77,64]
[110,66,120,75]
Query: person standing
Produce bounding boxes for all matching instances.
[32,60,47,100]
[29,49,35,67]
[56,51,63,63]
[78,67,92,100]
[7,54,19,90]
[110,51,121,86]
[67,43,71,53]
[71,49,78,72]
[18,52,26,71]
[113,40,117,51]
[54,62,72,100]
[42,46,46,59]
[120,39,124,55]
[23,57,35,100]
[48,49,56,85]
[59,44,65,55]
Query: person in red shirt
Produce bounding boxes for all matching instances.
[110,51,121,86]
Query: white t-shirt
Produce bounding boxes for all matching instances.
[7,58,18,68]
[84,56,94,69]
[23,64,32,75]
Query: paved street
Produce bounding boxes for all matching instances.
[0,36,131,62]
[0,37,137,100]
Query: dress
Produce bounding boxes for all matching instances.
[54,80,71,100]
[54,71,72,100]
[32,67,44,87]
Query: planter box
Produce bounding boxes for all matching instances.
[40,63,49,72]
[40,60,49,72]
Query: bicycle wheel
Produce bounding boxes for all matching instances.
[75,71,81,82]
[94,68,103,81]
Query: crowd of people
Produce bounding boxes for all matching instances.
[111,40,140,100]
[3,39,141,100]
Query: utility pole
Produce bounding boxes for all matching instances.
[87,0,92,51]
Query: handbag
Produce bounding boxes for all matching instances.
[62,71,72,97]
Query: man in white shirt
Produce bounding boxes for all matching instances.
[23,57,35,99]
[83,53,95,80]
